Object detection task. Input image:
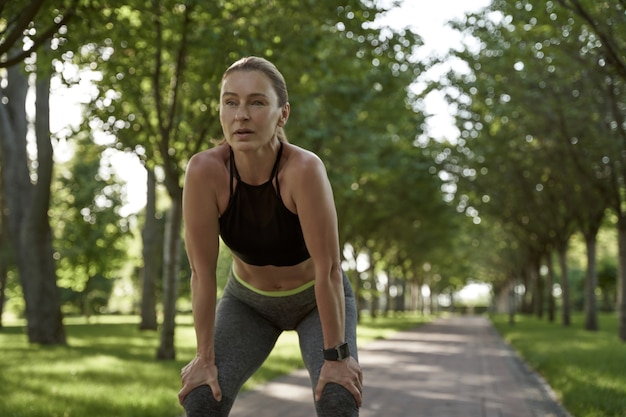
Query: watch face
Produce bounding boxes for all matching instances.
[339,343,349,358]
[324,343,350,361]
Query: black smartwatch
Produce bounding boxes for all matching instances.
[323,342,350,361]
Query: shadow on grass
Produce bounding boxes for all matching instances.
[0,313,431,417]
[491,313,626,417]
[0,319,191,417]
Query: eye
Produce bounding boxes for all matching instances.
[251,100,265,106]
[224,100,237,107]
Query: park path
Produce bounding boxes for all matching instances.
[185,315,573,417]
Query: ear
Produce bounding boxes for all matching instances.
[278,102,290,127]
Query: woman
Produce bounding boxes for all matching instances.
[178,56,362,417]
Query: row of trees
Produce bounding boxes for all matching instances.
[1,1,458,357]
[1,0,624,359]
[434,0,626,338]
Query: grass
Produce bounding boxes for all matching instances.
[490,313,626,417]
[0,313,427,417]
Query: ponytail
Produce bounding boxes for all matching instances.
[276,127,289,143]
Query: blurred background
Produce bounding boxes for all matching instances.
[0,0,623,359]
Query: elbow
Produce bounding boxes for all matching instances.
[316,261,343,284]
[189,268,216,293]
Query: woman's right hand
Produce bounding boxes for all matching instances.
[178,355,222,405]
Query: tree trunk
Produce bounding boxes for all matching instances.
[508,280,516,326]
[0,156,8,328]
[558,246,571,326]
[584,234,599,331]
[369,265,378,319]
[534,258,544,319]
[0,263,6,328]
[617,213,626,341]
[156,197,183,359]
[529,259,544,318]
[397,280,406,312]
[349,269,362,322]
[27,69,65,343]
[0,63,65,344]
[546,252,556,323]
[520,267,532,314]
[139,167,159,331]
[383,270,391,317]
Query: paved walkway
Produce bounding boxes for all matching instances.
[201,316,573,417]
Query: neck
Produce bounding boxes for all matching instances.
[232,140,281,185]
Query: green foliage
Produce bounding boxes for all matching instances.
[430,0,626,310]
[51,134,131,315]
[0,314,427,417]
[0,1,79,68]
[491,313,626,417]
[53,0,450,309]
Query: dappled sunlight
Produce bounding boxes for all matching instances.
[228,316,566,417]
[257,369,312,402]
[492,313,626,416]
[0,320,184,417]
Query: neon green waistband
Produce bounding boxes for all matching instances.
[231,268,315,297]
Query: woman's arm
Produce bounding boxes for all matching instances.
[291,150,363,406]
[178,153,223,404]
[294,152,344,347]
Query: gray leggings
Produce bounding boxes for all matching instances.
[183,270,359,417]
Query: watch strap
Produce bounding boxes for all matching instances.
[323,342,350,361]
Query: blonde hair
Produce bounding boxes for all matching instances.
[222,56,289,142]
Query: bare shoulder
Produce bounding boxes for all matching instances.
[186,143,230,181]
[281,143,326,176]
[184,144,231,214]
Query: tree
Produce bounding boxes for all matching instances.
[433,0,623,335]
[552,0,626,340]
[0,0,87,343]
[69,0,430,355]
[0,59,65,344]
[138,168,161,330]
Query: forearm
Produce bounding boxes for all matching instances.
[190,271,218,360]
[315,265,346,349]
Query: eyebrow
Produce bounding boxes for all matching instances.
[221,92,269,99]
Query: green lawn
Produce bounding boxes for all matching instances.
[490,313,626,417]
[0,313,427,417]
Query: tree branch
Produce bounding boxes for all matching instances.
[0,0,79,68]
[0,0,45,57]
[151,0,165,135]
[556,0,626,80]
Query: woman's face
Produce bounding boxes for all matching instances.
[219,70,289,150]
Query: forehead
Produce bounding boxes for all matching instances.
[221,70,276,99]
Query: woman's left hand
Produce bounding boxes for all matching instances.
[314,356,363,407]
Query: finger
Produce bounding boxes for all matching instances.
[210,380,223,402]
[349,383,363,408]
[350,372,363,407]
[178,385,190,406]
[314,379,327,402]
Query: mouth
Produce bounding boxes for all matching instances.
[235,128,253,135]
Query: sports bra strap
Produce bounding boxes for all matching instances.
[228,142,284,197]
[271,142,284,195]
[228,146,236,197]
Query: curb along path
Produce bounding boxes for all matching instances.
[188,316,572,417]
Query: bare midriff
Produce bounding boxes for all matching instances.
[231,256,316,293]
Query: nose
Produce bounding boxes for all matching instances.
[235,106,250,121]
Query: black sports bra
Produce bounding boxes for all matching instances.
[218,143,311,266]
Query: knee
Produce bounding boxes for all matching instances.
[183,385,232,417]
[316,383,359,417]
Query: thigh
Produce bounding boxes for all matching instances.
[184,294,281,417]
[214,293,282,396]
